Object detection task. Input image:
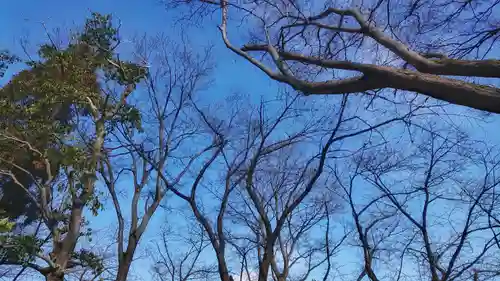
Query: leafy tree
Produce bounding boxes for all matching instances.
[0,211,15,233]
[0,50,19,78]
[0,12,146,281]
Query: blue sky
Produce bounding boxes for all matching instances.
[2,1,500,281]
[0,1,283,280]
[0,0,278,93]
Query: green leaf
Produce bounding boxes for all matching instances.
[0,218,15,232]
[0,50,19,78]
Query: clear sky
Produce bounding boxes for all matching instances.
[0,1,282,280]
[0,0,279,93]
[2,1,500,281]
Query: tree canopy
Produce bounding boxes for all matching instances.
[0,12,146,281]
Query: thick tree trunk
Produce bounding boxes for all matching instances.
[114,235,138,281]
[258,256,271,281]
[237,43,500,113]
[257,237,281,281]
[46,272,64,281]
[215,252,231,281]
[387,68,500,113]
[115,258,133,281]
[290,67,500,113]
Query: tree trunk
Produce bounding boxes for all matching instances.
[293,67,500,113]
[114,238,137,281]
[258,254,271,281]
[115,258,133,281]
[215,253,231,281]
[238,44,500,113]
[46,272,64,281]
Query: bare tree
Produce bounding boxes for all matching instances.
[150,223,218,281]
[166,0,500,113]
[98,34,219,281]
[64,239,118,281]
[224,146,349,281]
[144,84,430,281]
[332,124,500,281]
